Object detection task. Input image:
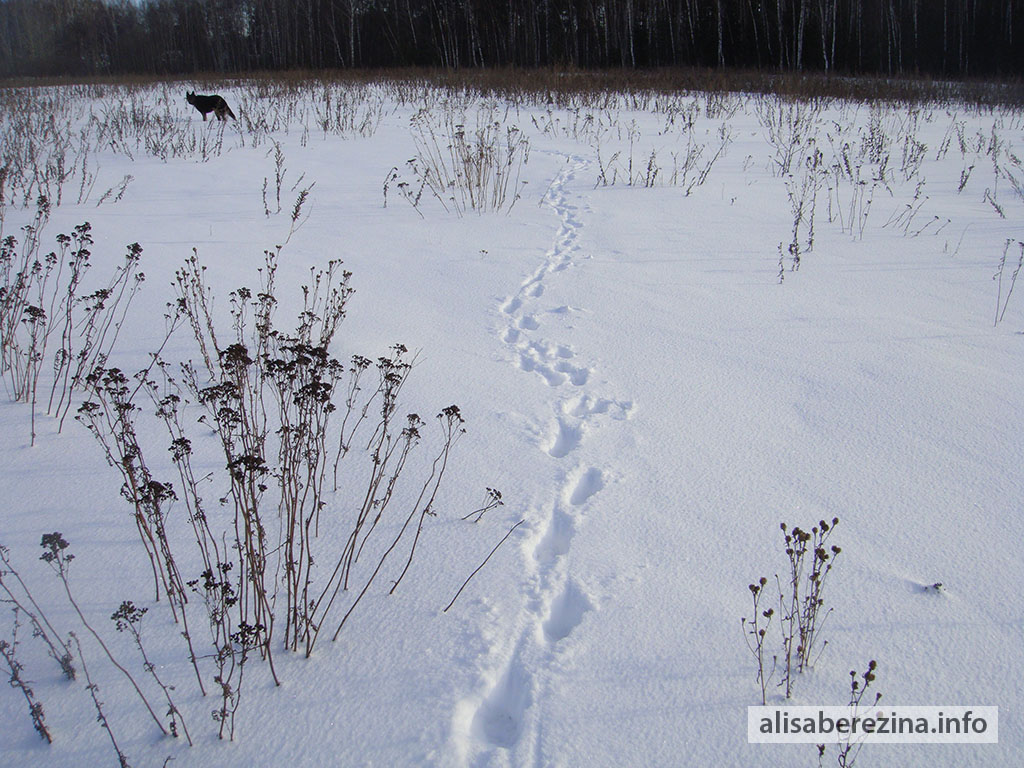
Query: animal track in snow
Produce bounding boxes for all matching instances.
[516,352,564,387]
[516,348,592,388]
[518,314,540,330]
[501,296,522,315]
[567,467,604,506]
[460,154,625,764]
[563,393,634,420]
[497,155,589,394]
[545,417,583,458]
[473,652,533,749]
[526,339,573,360]
[533,506,574,565]
[556,361,589,386]
[543,579,593,643]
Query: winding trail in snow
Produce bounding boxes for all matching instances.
[450,154,634,767]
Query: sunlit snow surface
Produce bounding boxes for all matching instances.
[0,81,1022,767]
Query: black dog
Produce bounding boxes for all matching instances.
[186,91,236,121]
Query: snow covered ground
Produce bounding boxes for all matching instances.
[0,78,1022,768]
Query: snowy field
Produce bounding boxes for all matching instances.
[0,77,1022,768]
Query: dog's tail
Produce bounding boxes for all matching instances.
[226,104,237,120]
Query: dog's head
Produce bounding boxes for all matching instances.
[185,91,196,105]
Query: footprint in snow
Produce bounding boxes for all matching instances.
[543,579,593,643]
[567,467,604,506]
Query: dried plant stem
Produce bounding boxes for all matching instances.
[111,601,192,746]
[0,545,75,678]
[0,626,53,743]
[742,577,776,705]
[72,632,132,768]
[444,519,525,613]
[41,535,167,737]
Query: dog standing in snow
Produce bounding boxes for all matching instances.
[186,91,236,121]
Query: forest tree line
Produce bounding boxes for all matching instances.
[1,0,1021,79]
